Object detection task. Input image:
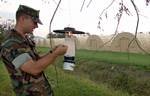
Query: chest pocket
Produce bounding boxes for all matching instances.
[16,43,39,60]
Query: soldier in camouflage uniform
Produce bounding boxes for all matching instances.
[0,5,67,96]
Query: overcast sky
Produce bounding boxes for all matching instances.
[0,0,150,38]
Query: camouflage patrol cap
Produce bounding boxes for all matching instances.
[17,5,43,25]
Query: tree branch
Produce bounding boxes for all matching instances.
[128,0,150,56]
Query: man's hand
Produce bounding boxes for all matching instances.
[52,44,68,56]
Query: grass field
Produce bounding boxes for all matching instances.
[0,47,150,96]
[76,49,150,69]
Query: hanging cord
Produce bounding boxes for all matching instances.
[49,0,62,49]
[49,0,62,89]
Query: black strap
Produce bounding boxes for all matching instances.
[64,56,75,63]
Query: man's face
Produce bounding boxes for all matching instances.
[22,15,38,34]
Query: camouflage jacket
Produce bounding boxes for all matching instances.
[0,29,53,96]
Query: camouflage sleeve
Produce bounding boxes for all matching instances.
[1,38,32,69]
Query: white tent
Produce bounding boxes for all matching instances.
[111,32,142,53]
[86,35,104,50]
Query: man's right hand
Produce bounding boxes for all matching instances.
[52,44,68,56]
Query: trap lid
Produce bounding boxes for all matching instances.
[53,27,85,34]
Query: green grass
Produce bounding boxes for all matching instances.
[0,47,150,96]
[0,63,130,96]
[37,47,150,68]
[45,66,130,96]
[0,61,15,96]
[36,46,50,53]
[76,49,150,70]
